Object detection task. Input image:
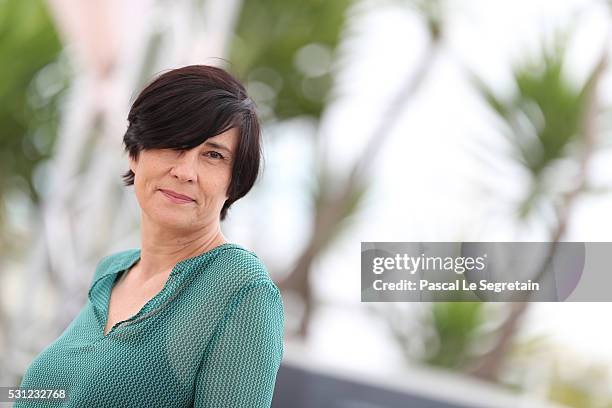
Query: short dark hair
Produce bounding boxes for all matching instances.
[122,65,262,221]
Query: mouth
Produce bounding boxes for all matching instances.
[158,189,195,204]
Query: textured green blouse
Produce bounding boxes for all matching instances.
[16,243,284,407]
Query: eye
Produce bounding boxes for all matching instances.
[204,151,224,160]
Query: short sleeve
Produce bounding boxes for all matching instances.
[193,280,284,407]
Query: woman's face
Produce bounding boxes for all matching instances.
[129,127,239,231]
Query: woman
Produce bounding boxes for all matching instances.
[16,65,284,407]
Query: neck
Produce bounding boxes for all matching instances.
[136,212,227,280]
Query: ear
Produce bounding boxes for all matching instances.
[128,154,138,174]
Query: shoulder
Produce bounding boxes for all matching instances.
[214,246,283,314]
[207,247,284,331]
[193,244,282,305]
[204,244,273,287]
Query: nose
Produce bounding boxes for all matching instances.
[169,150,198,182]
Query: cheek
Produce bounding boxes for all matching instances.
[205,181,228,200]
[134,174,149,196]
[218,170,233,195]
[134,167,165,206]
[200,173,231,203]
[134,182,151,210]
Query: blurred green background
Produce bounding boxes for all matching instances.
[1,0,612,407]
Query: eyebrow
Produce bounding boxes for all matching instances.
[203,141,232,155]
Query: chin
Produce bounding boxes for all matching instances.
[147,207,195,230]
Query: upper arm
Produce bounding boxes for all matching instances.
[193,280,284,408]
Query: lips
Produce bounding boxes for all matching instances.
[159,189,195,203]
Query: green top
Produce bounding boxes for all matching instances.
[17,243,284,407]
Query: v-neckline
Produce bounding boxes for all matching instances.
[95,242,242,338]
[102,258,147,336]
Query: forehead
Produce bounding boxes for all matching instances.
[202,127,239,153]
